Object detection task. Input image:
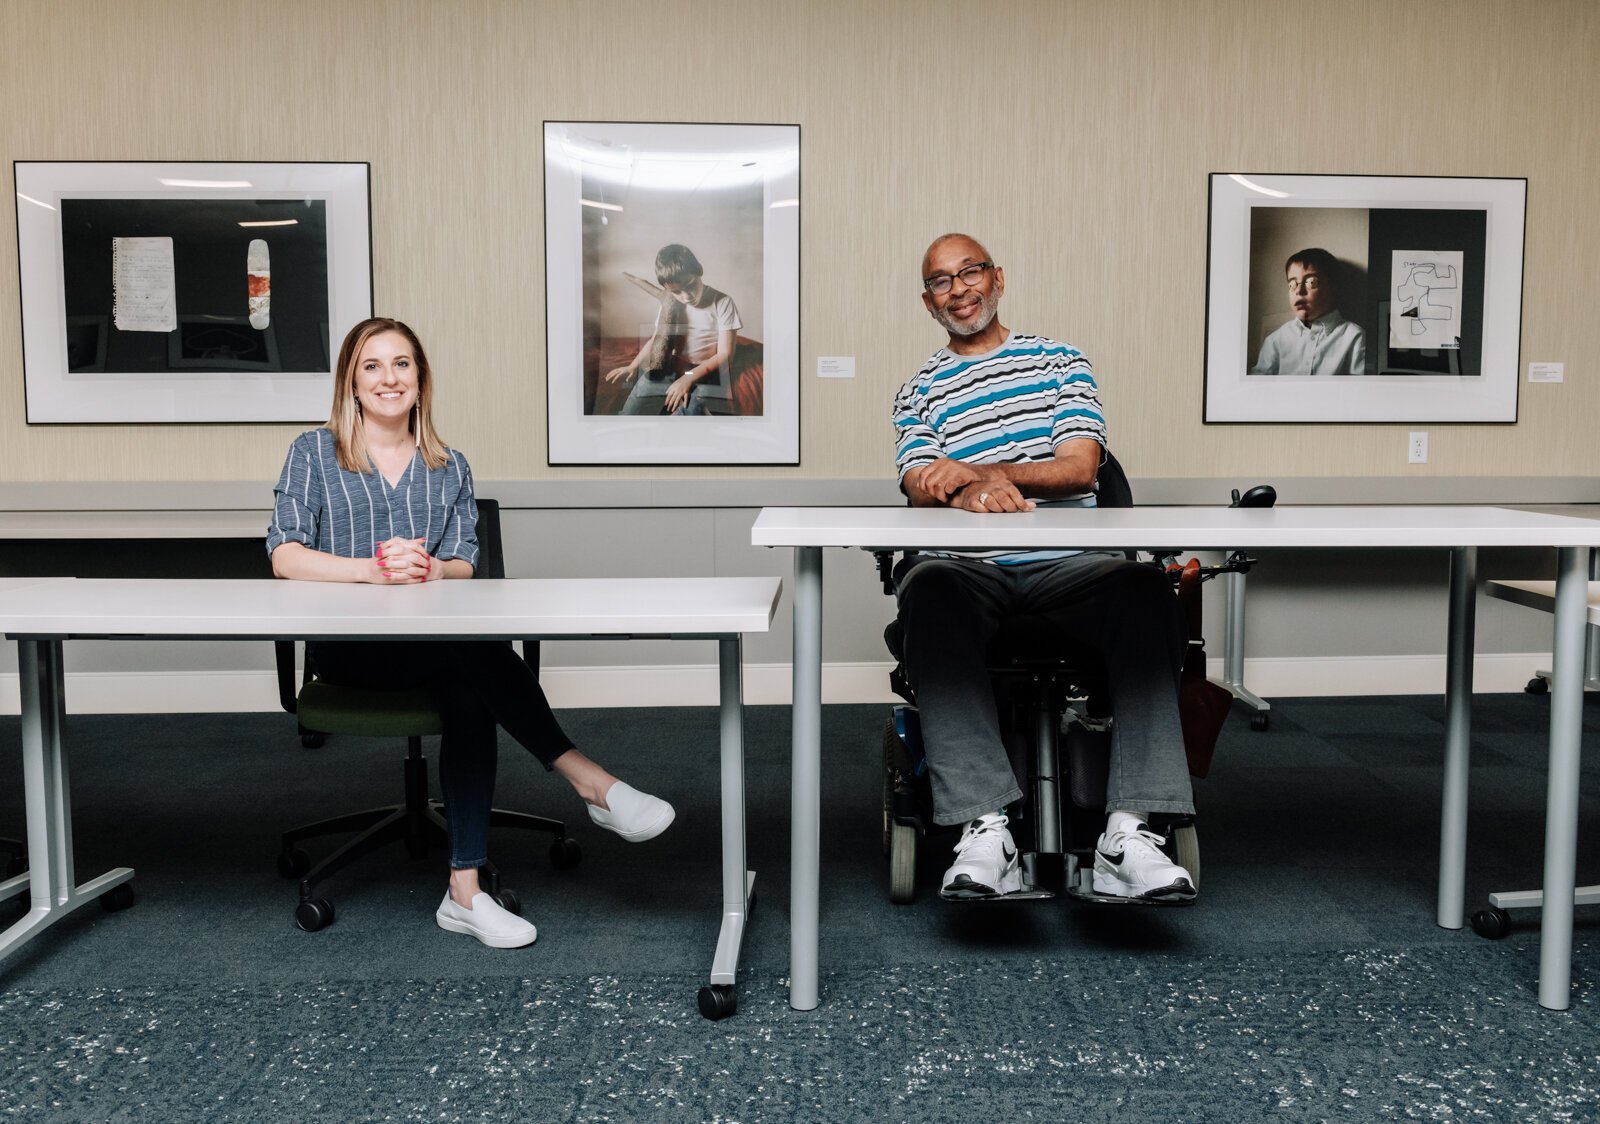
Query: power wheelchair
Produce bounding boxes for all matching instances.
[876,455,1275,904]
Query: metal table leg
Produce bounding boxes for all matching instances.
[1437,546,1476,930]
[1538,547,1588,1010]
[700,635,754,1020]
[1217,568,1271,726]
[790,546,822,1011]
[0,639,134,962]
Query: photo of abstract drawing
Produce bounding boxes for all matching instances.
[1205,174,1525,423]
[59,196,330,375]
[544,121,800,465]
[15,161,371,424]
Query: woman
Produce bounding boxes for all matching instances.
[267,317,673,949]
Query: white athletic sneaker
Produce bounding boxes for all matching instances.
[1092,818,1196,902]
[939,813,1024,900]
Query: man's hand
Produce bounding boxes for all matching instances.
[954,480,1034,513]
[916,457,994,503]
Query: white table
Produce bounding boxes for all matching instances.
[0,576,781,1015]
[752,504,1600,1012]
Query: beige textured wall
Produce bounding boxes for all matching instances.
[0,0,1595,485]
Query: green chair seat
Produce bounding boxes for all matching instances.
[294,680,444,737]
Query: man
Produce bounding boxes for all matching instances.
[891,232,1197,903]
[1249,247,1367,376]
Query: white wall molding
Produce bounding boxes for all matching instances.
[0,654,1555,715]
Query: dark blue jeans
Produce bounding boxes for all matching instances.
[306,640,573,869]
[894,553,1194,826]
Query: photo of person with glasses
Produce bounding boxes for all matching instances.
[1249,247,1368,376]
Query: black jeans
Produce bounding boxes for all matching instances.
[307,640,573,869]
[894,552,1194,826]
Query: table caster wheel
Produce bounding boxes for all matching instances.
[1250,713,1269,731]
[698,984,737,1020]
[301,731,326,748]
[295,896,335,932]
[550,837,582,869]
[276,848,311,879]
[1471,906,1511,939]
[100,883,135,912]
[492,888,522,917]
[1525,677,1549,695]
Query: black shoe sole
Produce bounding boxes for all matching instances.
[939,873,1015,900]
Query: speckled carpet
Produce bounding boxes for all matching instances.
[2,698,1598,1121]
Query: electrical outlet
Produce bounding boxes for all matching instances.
[1408,431,1428,464]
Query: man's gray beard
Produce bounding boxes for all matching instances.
[936,290,999,337]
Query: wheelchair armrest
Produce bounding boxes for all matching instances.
[874,550,896,595]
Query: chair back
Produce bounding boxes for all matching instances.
[1096,450,1133,509]
[474,498,505,580]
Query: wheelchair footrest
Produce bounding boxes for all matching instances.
[1063,884,1196,908]
[947,887,1058,903]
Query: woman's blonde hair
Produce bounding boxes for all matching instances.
[327,317,449,473]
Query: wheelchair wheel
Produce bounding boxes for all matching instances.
[881,718,899,857]
[889,822,917,903]
[1171,822,1200,890]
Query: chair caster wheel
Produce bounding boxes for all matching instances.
[698,984,737,1020]
[1525,677,1549,695]
[492,888,522,917]
[404,836,428,859]
[295,897,335,932]
[100,883,135,912]
[301,732,326,748]
[277,848,312,879]
[1471,906,1511,939]
[550,837,582,869]
[1250,713,1269,731]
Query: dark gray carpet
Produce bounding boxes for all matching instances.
[2,696,1599,1121]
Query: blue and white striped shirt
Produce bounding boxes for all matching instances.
[266,428,480,568]
[892,331,1108,565]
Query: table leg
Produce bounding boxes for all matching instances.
[0,640,134,962]
[791,546,822,1011]
[1539,546,1587,1010]
[1438,546,1475,929]
[709,636,753,990]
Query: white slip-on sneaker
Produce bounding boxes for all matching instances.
[1092,819,1197,902]
[939,813,1024,900]
[434,891,537,948]
[587,781,676,843]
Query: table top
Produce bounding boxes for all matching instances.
[751,505,1600,550]
[0,577,782,640]
[1487,580,1600,625]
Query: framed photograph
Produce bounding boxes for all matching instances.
[1203,173,1526,423]
[14,161,371,424]
[543,121,799,464]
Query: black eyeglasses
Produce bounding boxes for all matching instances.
[923,261,993,296]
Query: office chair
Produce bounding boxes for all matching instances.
[876,452,1255,903]
[273,498,581,933]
